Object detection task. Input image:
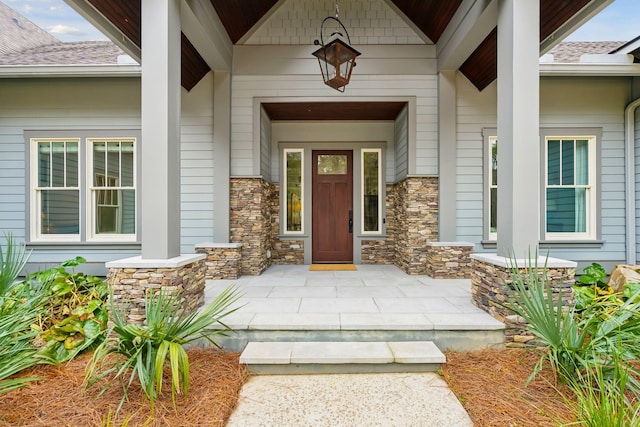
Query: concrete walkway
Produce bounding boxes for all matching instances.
[226,372,473,426]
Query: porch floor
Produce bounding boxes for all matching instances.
[204,264,504,352]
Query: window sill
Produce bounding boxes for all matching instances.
[27,242,141,250]
[481,239,604,249]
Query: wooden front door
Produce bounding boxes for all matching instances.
[312,150,353,263]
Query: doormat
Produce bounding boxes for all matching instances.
[310,264,357,271]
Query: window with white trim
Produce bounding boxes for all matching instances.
[30,137,137,242]
[484,132,597,241]
[544,136,596,240]
[362,149,382,234]
[283,149,303,234]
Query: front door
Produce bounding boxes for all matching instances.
[312,150,353,263]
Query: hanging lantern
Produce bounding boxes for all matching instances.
[312,3,360,92]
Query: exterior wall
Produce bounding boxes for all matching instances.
[269,184,305,265]
[394,177,439,274]
[456,72,632,269]
[0,73,217,274]
[229,177,272,275]
[394,104,409,182]
[259,106,272,182]
[361,184,396,264]
[245,0,425,45]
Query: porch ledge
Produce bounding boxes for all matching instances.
[195,242,243,249]
[427,242,474,247]
[105,254,205,269]
[470,253,576,269]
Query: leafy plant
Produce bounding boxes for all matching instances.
[577,263,608,288]
[0,233,47,394]
[25,256,109,363]
[86,286,241,412]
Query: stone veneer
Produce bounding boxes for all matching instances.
[361,184,396,265]
[269,183,305,265]
[230,178,272,275]
[195,243,243,279]
[470,254,576,347]
[425,242,474,279]
[393,177,439,274]
[106,254,206,325]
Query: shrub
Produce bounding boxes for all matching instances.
[86,286,241,411]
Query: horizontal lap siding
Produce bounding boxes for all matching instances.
[180,73,215,254]
[0,74,216,264]
[456,73,630,265]
[231,74,438,177]
[635,98,640,262]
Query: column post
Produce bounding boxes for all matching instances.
[140,0,182,259]
[438,70,458,241]
[496,0,540,258]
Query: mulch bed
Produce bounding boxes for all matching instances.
[442,348,576,426]
[0,348,248,427]
[1,347,576,427]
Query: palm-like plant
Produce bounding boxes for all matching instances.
[86,286,242,411]
[0,233,46,394]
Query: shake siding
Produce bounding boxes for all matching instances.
[456,73,630,265]
[231,74,438,176]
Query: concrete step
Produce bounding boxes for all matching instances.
[240,341,446,374]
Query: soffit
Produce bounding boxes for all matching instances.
[85,0,599,93]
[262,102,407,121]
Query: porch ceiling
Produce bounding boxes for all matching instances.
[262,101,407,121]
[83,0,600,92]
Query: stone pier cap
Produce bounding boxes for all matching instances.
[470,253,576,269]
[106,253,206,269]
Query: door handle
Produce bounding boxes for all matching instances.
[348,210,353,233]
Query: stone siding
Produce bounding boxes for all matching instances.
[361,185,396,264]
[470,258,575,347]
[393,177,439,275]
[269,183,305,265]
[230,178,272,275]
[107,260,205,325]
[425,243,474,279]
[195,243,242,279]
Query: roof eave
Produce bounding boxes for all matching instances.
[540,63,640,76]
[0,64,142,78]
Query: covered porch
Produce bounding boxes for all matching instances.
[203,264,504,352]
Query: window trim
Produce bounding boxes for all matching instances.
[26,130,140,244]
[30,138,82,242]
[86,138,137,242]
[482,127,602,243]
[541,130,600,241]
[361,148,383,235]
[282,148,304,235]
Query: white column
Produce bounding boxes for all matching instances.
[496,0,540,258]
[438,70,458,241]
[141,0,181,259]
[213,71,231,242]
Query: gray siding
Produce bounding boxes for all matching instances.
[0,74,216,269]
[394,104,408,182]
[635,95,640,263]
[260,106,272,182]
[456,73,631,266]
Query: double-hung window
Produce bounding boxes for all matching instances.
[30,135,137,242]
[544,136,596,240]
[484,130,598,242]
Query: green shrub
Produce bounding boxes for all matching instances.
[86,286,241,412]
[0,233,46,394]
[25,257,109,363]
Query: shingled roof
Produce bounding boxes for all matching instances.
[0,1,128,66]
[547,41,626,63]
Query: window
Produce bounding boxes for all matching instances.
[284,149,303,233]
[32,139,80,240]
[89,139,136,240]
[545,136,596,240]
[362,149,382,234]
[30,136,137,242]
[484,131,598,242]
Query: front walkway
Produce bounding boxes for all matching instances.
[204,264,504,351]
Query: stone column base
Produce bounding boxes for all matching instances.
[425,242,474,278]
[470,253,576,347]
[106,254,206,325]
[195,243,243,279]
